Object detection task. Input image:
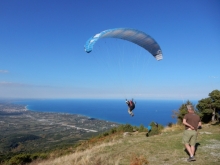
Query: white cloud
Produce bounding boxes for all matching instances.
[0,81,25,87]
[0,80,214,100]
[209,76,218,79]
[0,70,9,73]
[0,81,54,88]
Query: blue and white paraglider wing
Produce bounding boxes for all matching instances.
[84,28,163,61]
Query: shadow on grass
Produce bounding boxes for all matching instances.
[184,143,200,156]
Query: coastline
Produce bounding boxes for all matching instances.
[12,99,181,126]
[0,102,120,155]
[22,104,119,132]
[24,105,28,111]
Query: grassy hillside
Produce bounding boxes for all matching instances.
[27,124,220,165]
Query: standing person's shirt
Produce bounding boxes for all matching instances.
[183,113,201,131]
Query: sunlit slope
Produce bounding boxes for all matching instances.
[31,124,220,165]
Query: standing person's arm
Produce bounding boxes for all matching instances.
[183,119,195,130]
[198,121,202,129]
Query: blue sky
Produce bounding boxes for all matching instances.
[0,0,219,100]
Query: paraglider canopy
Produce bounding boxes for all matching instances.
[84,28,163,61]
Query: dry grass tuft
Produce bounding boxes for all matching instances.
[130,154,149,165]
[35,139,123,165]
[29,124,220,165]
[162,124,184,132]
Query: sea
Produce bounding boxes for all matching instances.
[12,99,198,127]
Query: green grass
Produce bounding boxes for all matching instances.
[22,124,220,165]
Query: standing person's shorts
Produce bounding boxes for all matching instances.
[182,130,198,146]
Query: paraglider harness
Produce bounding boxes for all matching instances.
[129,100,135,110]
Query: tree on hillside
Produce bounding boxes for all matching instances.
[172,100,197,124]
[196,89,220,123]
[138,124,147,132]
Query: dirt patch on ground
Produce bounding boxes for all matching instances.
[201,139,220,159]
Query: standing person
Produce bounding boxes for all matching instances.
[182,105,202,162]
[125,99,135,117]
